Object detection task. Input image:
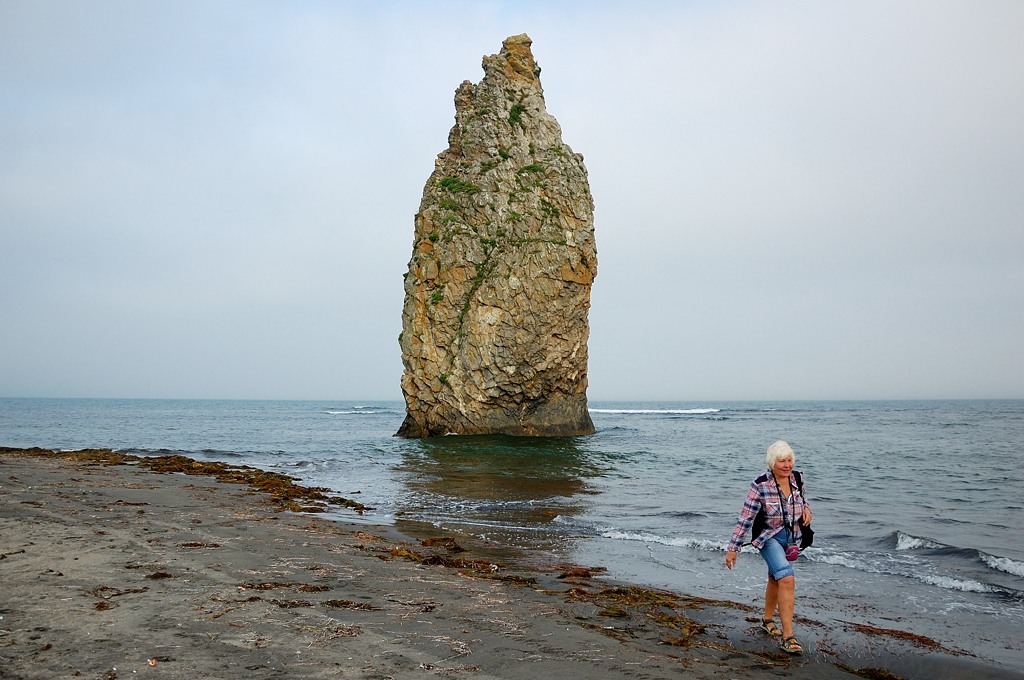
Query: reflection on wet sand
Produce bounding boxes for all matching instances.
[392,435,603,552]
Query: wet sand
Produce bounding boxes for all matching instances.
[1,448,1019,680]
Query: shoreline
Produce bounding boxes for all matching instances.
[1,447,1020,680]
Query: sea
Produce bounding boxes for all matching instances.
[2,398,1022,672]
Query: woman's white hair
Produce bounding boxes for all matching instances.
[766,440,796,468]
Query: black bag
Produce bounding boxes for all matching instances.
[798,520,814,549]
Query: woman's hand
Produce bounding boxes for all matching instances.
[802,506,812,525]
[725,550,737,570]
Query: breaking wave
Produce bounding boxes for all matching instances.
[894,531,946,551]
[981,554,1024,578]
[601,529,726,552]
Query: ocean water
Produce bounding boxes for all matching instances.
[2,398,1022,671]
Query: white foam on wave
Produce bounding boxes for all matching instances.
[590,408,721,415]
[895,531,945,551]
[811,548,1016,597]
[918,574,999,594]
[981,554,1024,578]
[601,529,726,552]
[811,552,876,571]
[325,410,383,415]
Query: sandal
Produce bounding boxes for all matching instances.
[780,635,804,654]
[760,619,782,637]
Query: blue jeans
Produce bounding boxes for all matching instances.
[759,528,796,580]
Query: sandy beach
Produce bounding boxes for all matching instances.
[1,448,1019,680]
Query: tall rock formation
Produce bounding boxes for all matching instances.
[397,34,597,438]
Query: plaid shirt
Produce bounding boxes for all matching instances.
[727,469,810,553]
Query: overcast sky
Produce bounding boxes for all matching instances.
[2,1,1022,402]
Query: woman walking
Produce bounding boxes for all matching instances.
[725,441,813,654]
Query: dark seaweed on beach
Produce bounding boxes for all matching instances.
[86,585,149,599]
[267,599,314,609]
[562,584,750,648]
[145,572,174,579]
[557,565,608,580]
[384,545,538,584]
[420,536,467,552]
[236,581,331,593]
[239,581,298,590]
[296,583,330,592]
[322,599,380,611]
[834,663,909,680]
[839,620,957,653]
[0,447,370,514]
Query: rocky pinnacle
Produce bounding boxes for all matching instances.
[397,34,597,437]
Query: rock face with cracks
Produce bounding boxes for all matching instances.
[397,34,597,438]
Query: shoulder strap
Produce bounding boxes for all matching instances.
[793,470,804,493]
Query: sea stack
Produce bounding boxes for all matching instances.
[397,34,597,438]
